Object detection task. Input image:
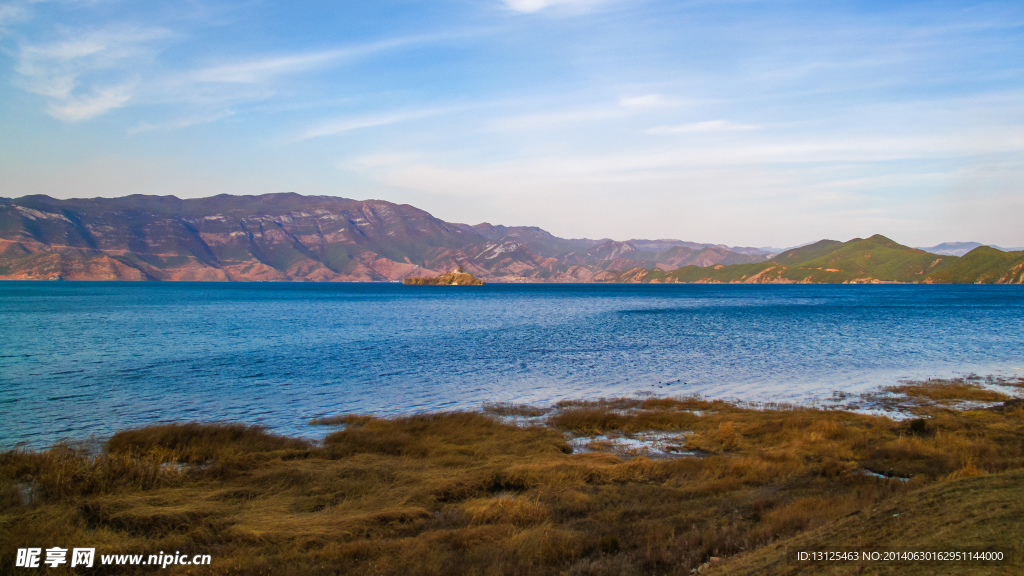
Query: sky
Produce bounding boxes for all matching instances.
[0,0,1022,248]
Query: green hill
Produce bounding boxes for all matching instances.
[772,239,845,265]
[599,235,1023,284]
[924,246,1024,284]
[782,234,956,283]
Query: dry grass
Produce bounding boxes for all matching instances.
[2,382,1023,575]
[106,422,311,463]
[882,379,1012,403]
[715,469,1024,575]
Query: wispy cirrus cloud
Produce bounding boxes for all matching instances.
[0,2,29,31]
[339,123,1024,243]
[346,127,1024,204]
[127,110,236,134]
[3,0,1023,246]
[299,107,454,140]
[500,0,624,14]
[644,120,761,135]
[49,82,136,121]
[487,94,688,132]
[180,35,428,85]
[618,94,688,109]
[11,17,440,123]
[13,25,172,120]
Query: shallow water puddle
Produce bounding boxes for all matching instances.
[859,468,911,482]
[566,431,700,459]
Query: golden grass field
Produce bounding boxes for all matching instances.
[2,377,1023,575]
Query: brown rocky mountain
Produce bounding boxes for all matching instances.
[626,239,778,256]
[559,240,768,272]
[0,193,767,282]
[455,223,604,257]
[655,245,768,268]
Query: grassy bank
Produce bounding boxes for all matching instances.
[2,379,1023,575]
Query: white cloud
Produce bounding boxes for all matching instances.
[14,26,171,120]
[343,128,1024,198]
[645,120,761,134]
[181,36,424,85]
[489,94,700,132]
[184,52,346,84]
[11,21,435,122]
[48,82,135,121]
[500,0,621,14]
[299,108,453,140]
[0,3,29,30]
[339,130,1024,246]
[127,110,236,134]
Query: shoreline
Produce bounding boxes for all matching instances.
[8,374,1024,467]
[3,377,1023,575]
[4,373,1022,452]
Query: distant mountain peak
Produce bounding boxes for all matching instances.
[914,242,1024,256]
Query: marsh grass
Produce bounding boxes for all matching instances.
[2,382,1023,575]
[882,379,1012,403]
[106,422,311,463]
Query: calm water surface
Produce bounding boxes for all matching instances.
[1,282,1022,448]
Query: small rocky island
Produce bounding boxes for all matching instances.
[402,267,485,285]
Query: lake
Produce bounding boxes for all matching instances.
[1,282,1022,448]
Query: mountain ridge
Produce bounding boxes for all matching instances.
[1,193,1021,284]
[916,241,1024,256]
[600,235,1024,284]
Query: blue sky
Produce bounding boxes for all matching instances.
[1,0,1022,247]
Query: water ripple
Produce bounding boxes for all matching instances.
[1,282,1022,448]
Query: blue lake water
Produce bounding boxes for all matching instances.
[1,281,1023,449]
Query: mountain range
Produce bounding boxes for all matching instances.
[1,193,1021,284]
[914,241,1024,256]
